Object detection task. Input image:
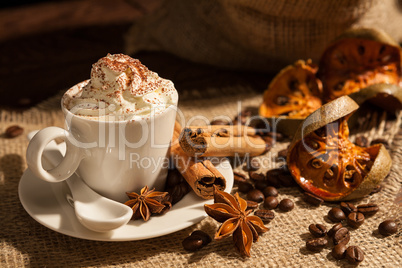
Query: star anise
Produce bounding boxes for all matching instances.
[204,186,269,257]
[124,186,171,221]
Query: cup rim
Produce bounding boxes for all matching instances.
[61,80,178,123]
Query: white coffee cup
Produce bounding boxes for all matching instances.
[26,82,178,202]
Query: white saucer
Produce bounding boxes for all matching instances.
[18,143,233,241]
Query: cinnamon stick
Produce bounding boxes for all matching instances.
[170,122,226,199]
[179,127,268,157]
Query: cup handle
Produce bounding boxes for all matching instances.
[26,126,83,183]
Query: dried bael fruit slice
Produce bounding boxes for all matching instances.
[318,28,402,102]
[259,60,323,136]
[349,83,402,114]
[259,59,323,118]
[287,96,392,201]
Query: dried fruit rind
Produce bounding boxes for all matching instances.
[259,59,323,119]
[287,96,392,201]
[344,144,391,200]
[266,117,305,138]
[291,96,358,142]
[318,27,402,102]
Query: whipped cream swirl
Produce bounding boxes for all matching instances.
[64,54,178,120]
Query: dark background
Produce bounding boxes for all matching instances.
[0,0,270,109]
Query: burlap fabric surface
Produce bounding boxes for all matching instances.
[126,0,402,72]
[0,85,401,267]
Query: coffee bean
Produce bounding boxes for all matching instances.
[266,167,295,187]
[262,186,278,197]
[328,223,343,238]
[357,203,379,217]
[210,119,230,125]
[328,208,346,222]
[191,230,211,245]
[265,169,282,188]
[262,136,274,149]
[233,172,247,183]
[332,244,347,260]
[246,200,259,210]
[370,185,382,195]
[278,172,296,187]
[308,224,327,237]
[165,169,184,188]
[278,199,294,212]
[354,136,368,147]
[239,109,253,117]
[251,117,269,131]
[246,158,261,171]
[247,189,264,203]
[182,235,204,251]
[233,110,252,125]
[264,196,279,210]
[378,219,398,236]
[347,212,365,229]
[306,237,328,252]
[167,182,190,205]
[5,125,23,138]
[254,209,275,223]
[255,180,270,191]
[340,202,357,216]
[249,171,265,181]
[237,181,254,193]
[370,138,389,149]
[303,192,324,206]
[333,227,350,245]
[345,246,364,265]
[277,148,288,158]
[266,131,285,142]
[263,141,273,154]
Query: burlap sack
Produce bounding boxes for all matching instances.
[1,86,401,267]
[125,0,402,72]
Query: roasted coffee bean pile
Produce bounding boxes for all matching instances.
[303,200,399,265]
[220,165,297,250]
[235,164,296,214]
[305,220,364,264]
[327,202,379,228]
